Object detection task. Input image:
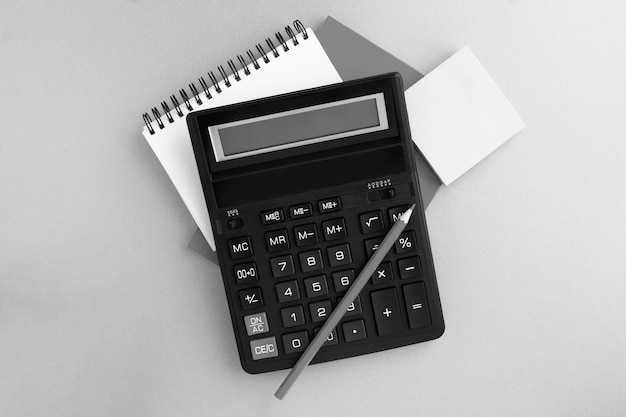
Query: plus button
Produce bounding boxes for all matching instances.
[382,308,392,318]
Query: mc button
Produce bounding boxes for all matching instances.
[228,236,253,260]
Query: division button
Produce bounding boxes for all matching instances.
[342,319,367,342]
[265,229,290,252]
[243,312,270,336]
[260,208,284,225]
[403,282,431,329]
[282,331,310,354]
[233,261,258,285]
[322,218,347,241]
[289,203,313,219]
[370,288,403,336]
[359,210,385,234]
[239,287,264,311]
[318,197,342,213]
[364,237,383,258]
[250,336,278,360]
[228,236,253,259]
[293,223,318,247]
[398,257,422,279]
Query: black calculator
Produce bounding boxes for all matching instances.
[188,73,444,374]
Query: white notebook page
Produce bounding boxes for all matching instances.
[142,30,342,250]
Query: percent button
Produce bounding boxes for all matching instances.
[395,231,417,254]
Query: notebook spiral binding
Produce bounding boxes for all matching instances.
[142,20,308,135]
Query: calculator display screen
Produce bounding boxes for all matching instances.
[209,93,388,161]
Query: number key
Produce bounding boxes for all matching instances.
[304,275,329,298]
[275,280,300,303]
[298,249,324,273]
[270,255,295,278]
[280,305,306,328]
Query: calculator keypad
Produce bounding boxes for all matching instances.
[222,191,443,372]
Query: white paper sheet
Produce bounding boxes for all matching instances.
[142,30,342,250]
[405,46,525,185]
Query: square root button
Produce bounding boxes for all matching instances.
[250,337,279,361]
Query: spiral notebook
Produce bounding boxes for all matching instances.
[141,21,342,251]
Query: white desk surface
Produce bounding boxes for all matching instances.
[1,1,625,415]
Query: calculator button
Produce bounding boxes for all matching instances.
[322,218,347,241]
[314,328,339,346]
[359,210,385,234]
[275,280,300,303]
[303,275,329,298]
[270,255,295,278]
[318,197,342,213]
[309,300,332,322]
[281,305,306,328]
[282,331,309,354]
[342,320,367,342]
[338,295,362,317]
[299,249,324,273]
[243,312,270,336]
[327,243,352,267]
[332,269,355,292]
[228,236,253,259]
[398,257,422,279]
[293,223,318,247]
[239,287,264,310]
[371,288,403,336]
[265,229,290,252]
[403,282,431,329]
[364,237,383,258]
[395,231,417,254]
[260,208,284,225]
[289,203,313,219]
[389,205,410,224]
[250,336,278,360]
[233,262,258,285]
[227,217,244,230]
[371,261,394,285]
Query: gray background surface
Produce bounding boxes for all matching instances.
[1,1,625,416]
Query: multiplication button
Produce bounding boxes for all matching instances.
[250,337,278,360]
